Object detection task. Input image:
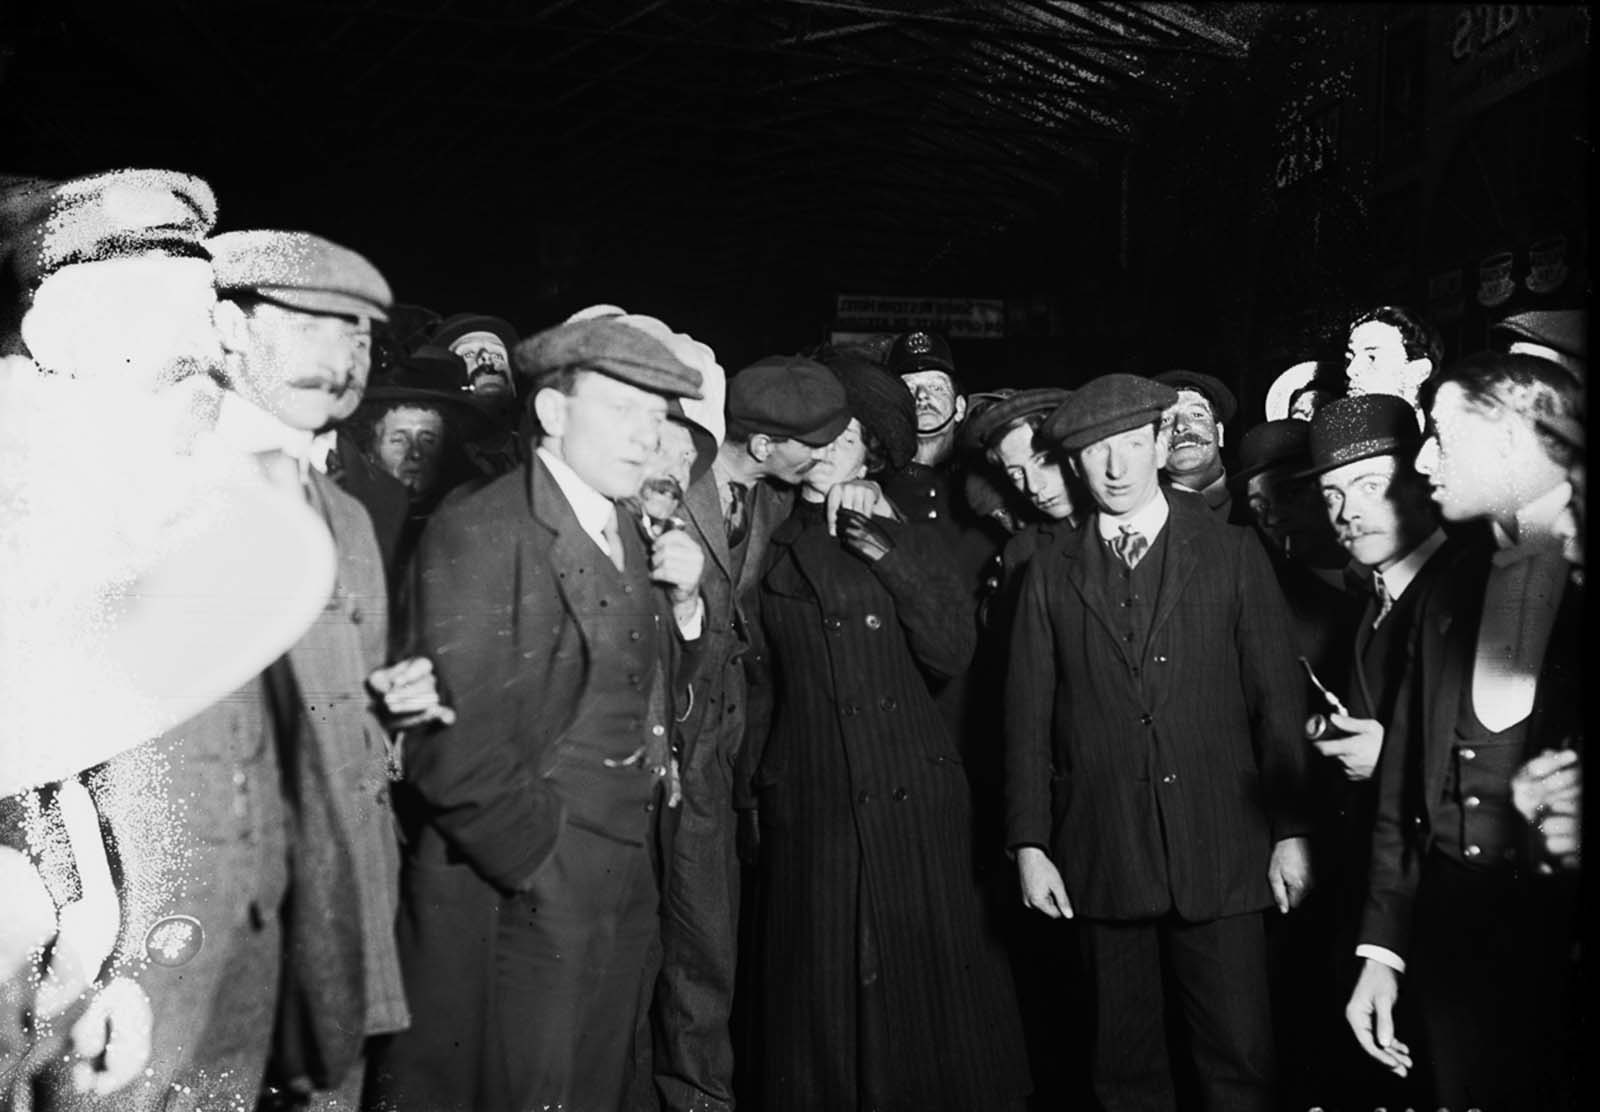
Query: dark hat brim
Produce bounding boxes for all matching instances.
[251,286,390,323]
[361,386,500,439]
[963,387,1072,453]
[1292,436,1411,481]
[1154,370,1238,424]
[434,313,520,353]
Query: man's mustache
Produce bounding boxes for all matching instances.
[1170,434,1212,449]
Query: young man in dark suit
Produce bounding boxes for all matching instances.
[375,318,708,1112]
[1005,373,1313,1112]
[1345,351,1582,1111]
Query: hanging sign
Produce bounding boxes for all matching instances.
[835,295,1005,339]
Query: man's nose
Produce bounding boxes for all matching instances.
[1415,437,1438,475]
[405,440,425,461]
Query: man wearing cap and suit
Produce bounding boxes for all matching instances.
[1153,369,1244,524]
[1346,352,1582,1111]
[373,318,708,1112]
[1006,374,1313,1112]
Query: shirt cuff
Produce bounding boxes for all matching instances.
[674,595,705,640]
[1355,944,1406,975]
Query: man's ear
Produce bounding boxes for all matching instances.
[1216,423,1226,450]
[749,433,773,463]
[212,298,249,357]
[953,395,968,423]
[532,387,567,440]
[1154,430,1170,471]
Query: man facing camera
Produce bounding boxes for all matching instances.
[374,318,708,1112]
[1006,374,1312,1112]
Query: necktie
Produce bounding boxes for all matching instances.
[1111,524,1148,570]
[602,507,627,573]
[1371,573,1393,627]
[726,481,750,549]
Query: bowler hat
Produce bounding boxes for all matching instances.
[820,352,917,472]
[209,230,391,322]
[514,317,703,399]
[887,330,956,378]
[1492,309,1587,368]
[1154,370,1238,424]
[362,345,498,440]
[433,312,519,355]
[963,386,1073,453]
[727,355,851,446]
[1042,374,1178,454]
[1234,420,1311,483]
[1300,394,1422,478]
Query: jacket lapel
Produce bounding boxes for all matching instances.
[1061,522,1127,667]
[1148,492,1203,642]
[683,469,732,584]
[527,454,608,649]
[737,481,792,599]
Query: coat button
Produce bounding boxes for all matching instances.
[1460,748,1477,761]
[1464,844,1482,858]
[1464,795,1480,809]
[893,787,908,801]
[1140,713,1153,725]
[644,800,656,813]
[629,674,641,686]
[857,789,873,804]
[1161,774,1176,784]
[825,617,842,631]
[1154,655,1167,663]
[842,703,859,717]
[630,630,641,641]
[864,614,882,630]
[651,724,665,737]
[879,697,897,711]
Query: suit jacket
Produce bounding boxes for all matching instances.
[1005,491,1311,921]
[378,456,698,1111]
[677,469,749,775]
[1359,542,1581,960]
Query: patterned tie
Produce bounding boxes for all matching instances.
[725,481,751,549]
[602,507,627,573]
[1111,524,1148,570]
[1371,572,1393,627]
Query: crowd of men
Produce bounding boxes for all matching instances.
[0,167,1585,1112]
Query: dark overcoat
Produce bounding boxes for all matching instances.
[1005,490,1312,922]
[750,501,1029,1111]
[370,456,695,1112]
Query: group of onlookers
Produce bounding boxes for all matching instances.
[2,165,1585,1112]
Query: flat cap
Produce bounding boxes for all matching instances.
[727,355,850,446]
[821,351,917,472]
[1234,420,1311,483]
[209,230,391,322]
[1492,309,1586,364]
[3,170,217,344]
[514,317,703,399]
[1300,394,1422,478]
[963,386,1073,453]
[433,311,519,353]
[1042,374,1177,453]
[567,303,727,446]
[887,329,956,377]
[1153,370,1238,424]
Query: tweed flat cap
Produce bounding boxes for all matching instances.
[821,351,917,472]
[1234,420,1311,483]
[964,386,1073,453]
[1492,309,1586,364]
[887,329,956,377]
[1042,374,1177,453]
[4,169,216,289]
[1300,394,1422,478]
[727,355,850,445]
[1154,369,1238,424]
[567,304,728,446]
[514,317,703,399]
[209,230,391,322]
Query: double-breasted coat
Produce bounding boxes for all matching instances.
[748,499,1029,1111]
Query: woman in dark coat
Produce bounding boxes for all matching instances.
[749,356,1030,1111]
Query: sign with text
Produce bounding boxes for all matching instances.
[1440,5,1588,117]
[835,295,1005,339]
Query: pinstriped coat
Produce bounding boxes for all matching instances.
[750,500,1029,1112]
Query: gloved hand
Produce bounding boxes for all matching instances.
[837,508,895,564]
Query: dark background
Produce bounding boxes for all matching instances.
[3,2,1588,410]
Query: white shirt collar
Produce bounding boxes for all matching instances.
[536,445,617,550]
[1095,490,1171,543]
[1490,480,1573,557]
[213,391,316,477]
[1374,528,1446,603]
